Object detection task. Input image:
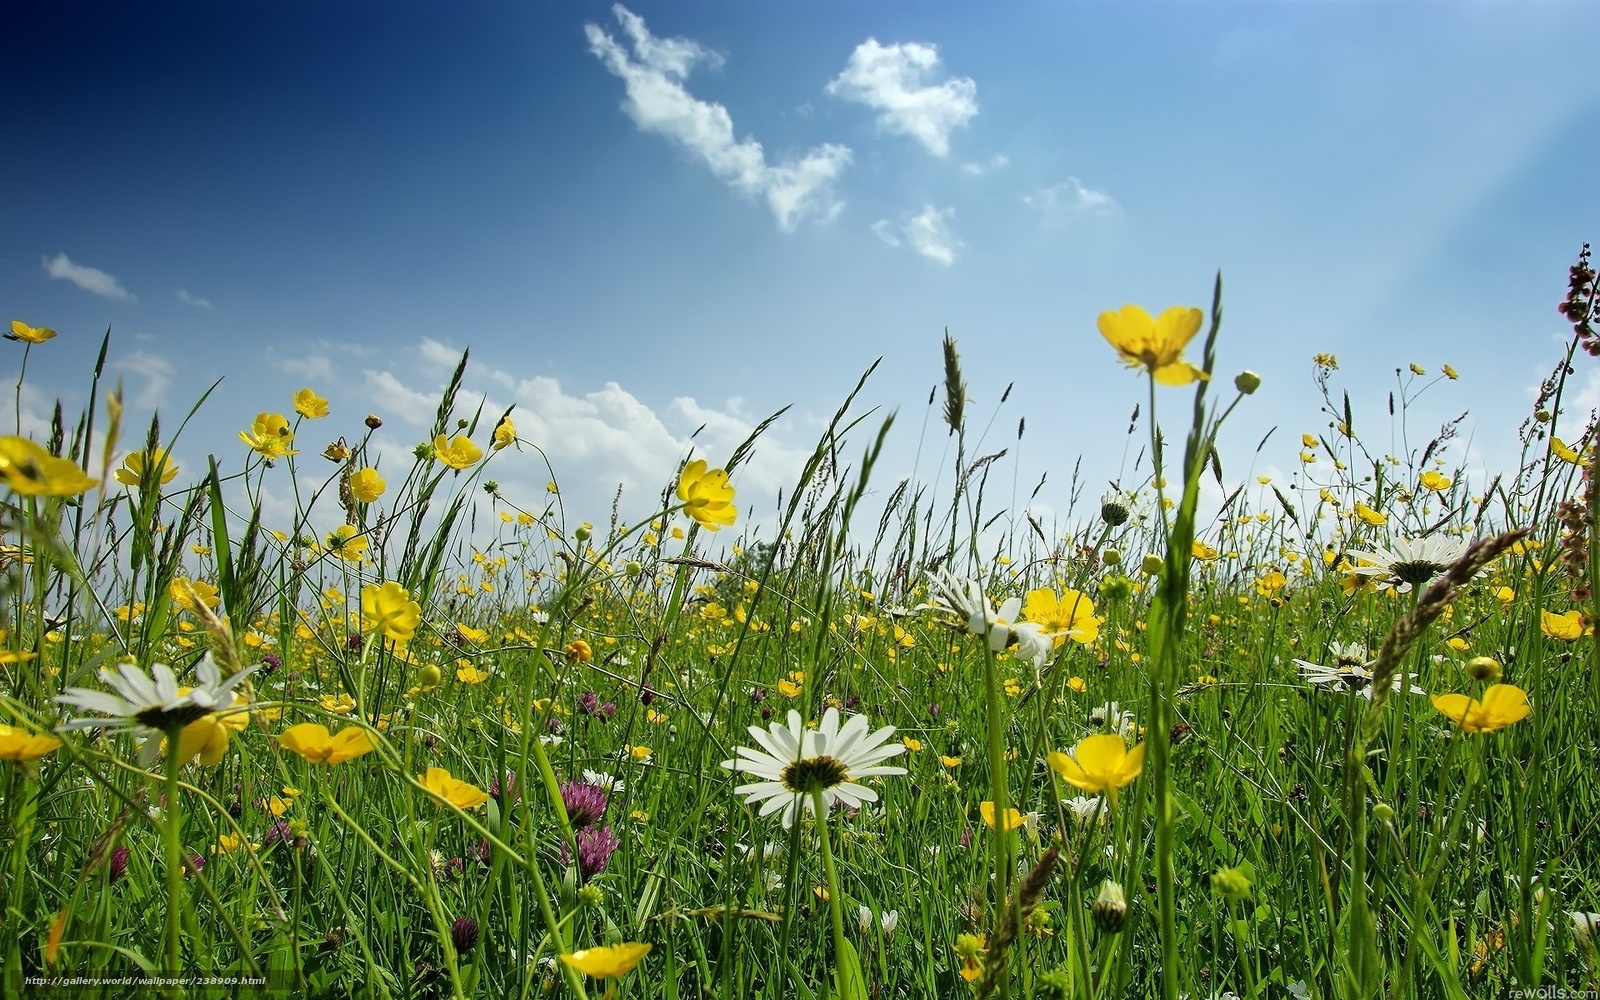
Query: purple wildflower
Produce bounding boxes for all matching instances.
[560,825,620,880]
[108,845,130,884]
[451,916,479,954]
[559,781,609,829]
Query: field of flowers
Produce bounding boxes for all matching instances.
[2,252,1599,1000]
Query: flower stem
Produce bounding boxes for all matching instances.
[980,641,1013,998]
[162,735,186,998]
[812,790,850,994]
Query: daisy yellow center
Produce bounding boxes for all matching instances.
[781,755,850,794]
[135,702,215,731]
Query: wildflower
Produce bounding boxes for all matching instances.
[433,434,483,470]
[276,723,375,765]
[1345,535,1469,591]
[1048,733,1145,799]
[561,825,620,879]
[1099,490,1131,526]
[108,845,130,883]
[559,942,651,978]
[451,916,478,954]
[980,801,1022,832]
[1442,364,1458,379]
[0,437,97,496]
[1354,502,1388,527]
[1432,684,1530,733]
[239,413,297,460]
[566,639,592,662]
[1097,304,1207,385]
[921,568,1050,663]
[952,933,986,983]
[1541,609,1585,641]
[720,707,906,828]
[57,655,256,743]
[348,467,385,503]
[419,767,491,809]
[1420,470,1452,492]
[323,439,351,462]
[325,524,367,563]
[1192,541,1219,560]
[1234,370,1261,394]
[455,663,490,684]
[115,448,179,487]
[880,909,899,938]
[1571,911,1600,945]
[169,577,220,612]
[1466,656,1502,683]
[1022,587,1101,645]
[7,320,56,344]
[1294,642,1425,699]
[676,458,738,531]
[360,581,421,643]
[1313,353,1338,370]
[293,388,329,419]
[1087,701,1136,736]
[560,781,609,828]
[492,416,516,451]
[0,723,62,762]
[1552,437,1583,464]
[1063,795,1106,827]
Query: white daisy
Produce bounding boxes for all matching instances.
[56,654,255,736]
[582,769,624,793]
[920,567,1038,656]
[1294,641,1426,699]
[720,707,907,829]
[1344,535,1469,591]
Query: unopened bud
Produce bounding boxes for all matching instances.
[418,664,442,689]
[1211,866,1252,903]
[1466,656,1501,683]
[1372,802,1395,822]
[1234,370,1262,395]
[1091,879,1127,933]
[1101,548,1121,567]
[1141,553,1165,576]
[365,414,383,430]
[1535,408,1552,423]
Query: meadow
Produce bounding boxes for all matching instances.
[1,251,1599,1000]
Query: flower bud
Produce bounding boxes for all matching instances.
[365,414,383,430]
[1535,408,1552,423]
[1466,656,1501,683]
[1234,370,1262,395]
[1372,802,1395,822]
[1141,553,1165,576]
[1092,879,1128,933]
[574,524,592,542]
[1211,865,1252,903]
[418,664,442,689]
[1101,548,1121,567]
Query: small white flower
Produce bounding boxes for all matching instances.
[720,708,907,829]
[879,909,899,938]
[1345,535,1469,591]
[582,769,624,793]
[1089,701,1136,737]
[1294,643,1426,699]
[857,905,874,934]
[1063,795,1107,827]
[1571,910,1600,944]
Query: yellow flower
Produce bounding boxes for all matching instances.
[953,933,986,983]
[212,832,256,854]
[1494,586,1514,604]
[293,388,329,419]
[277,723,375,764]
[980,801,1023,832]
[6,320,57,344]
[1067,676,1087,693]
[1097,304,1208,386]
[566,639,592,663]
[0,724,61,762]
[1431,684,1530,733]
[492,416,516,451]
[456,663,491,684]
[1552,437,1583,464]
[326,524,367,563]
[1254,571,1287,596]
[940,754,962,768]
[1409,363,1426,376]
[174,715,231,766]
[777,678,802,698]
[361,581,422,643]
[902,737,923,752]
[1419,470,1452,492]
[320,692,357,715]
[1191,540,1219,561]
[240,413,298,460]
[115,448,179,487]
[559,942,652,978]
[1313,353,1338,370]
[1541,609,1585,641]
[676,458,737,531]
[0,437,97,496]
[433,434,482,470]
[1048,734,1145,798]
[170,577,220,612]
[1354,502,1387,527]
[1442,364,1458,380]
[1021,587,1100,644]
[628,744,652,761]
[349,467,386,503]
[419,767,490,809]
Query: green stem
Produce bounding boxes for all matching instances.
[980,640,1012,998]
[813,790,849,994]
[162,734,185,997]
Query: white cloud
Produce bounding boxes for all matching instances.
[827,39,978,157]
[176,289,214,309]
[43,253,134,301]
[872,205,962,266]
[363,369,444,428]
[118,350,175,409]
[586,5,852,231]
[1023,178,1119,220]
[960,153,1009,176]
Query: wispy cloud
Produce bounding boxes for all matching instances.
[43,253,134,301]
[1023,177,1119,221]
[118,349,175,409]
[960,153,1009,177]
[176,289,214,309]
[872,205,962,266]
[586,5,852,231]
[827,39,978,157]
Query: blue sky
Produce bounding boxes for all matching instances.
[3,2,1597,542]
